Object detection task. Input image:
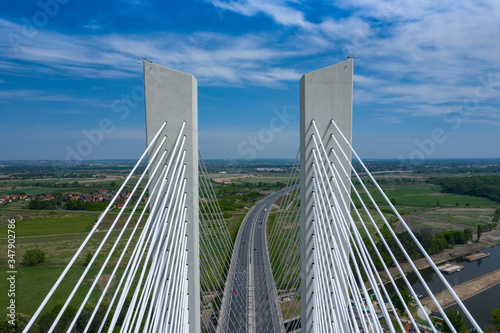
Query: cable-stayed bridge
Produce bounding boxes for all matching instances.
[22,60,483,333]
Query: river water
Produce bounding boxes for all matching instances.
[388,245,500,328]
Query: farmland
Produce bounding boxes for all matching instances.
[0,158,499,328]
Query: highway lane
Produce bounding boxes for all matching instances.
[222,190,287,333]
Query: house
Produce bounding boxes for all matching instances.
[81,196,95,202]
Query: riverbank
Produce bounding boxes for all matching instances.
[383,228,500,280]
[420,268,500,312]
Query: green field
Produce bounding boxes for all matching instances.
[0,187,77,195]
[0,227,141,321]
[1,216,96,237]
[354,183,499,210]
[1,169,499,327]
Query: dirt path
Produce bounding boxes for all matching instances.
[420,269,500,312]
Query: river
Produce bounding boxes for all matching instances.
[388,245,500,328]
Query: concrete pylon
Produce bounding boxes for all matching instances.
[300,60,353,332]
[144,62,200,333]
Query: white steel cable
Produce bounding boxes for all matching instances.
[82,159,169,333]
[330,117,481,331]
[311,164,373,333]
[66,140,168,332]
[95,162,171,333]
[311,123,409,332]
[313,121,432,331]
[21,121,167,333]
[124,153,187,332]
[111,144,186,332]
[95,163,171,333]
[323,146,420,333]
[310,138,384,333]
[311,180,363,333]
[140,176,187,333]
[108,125,187,332]
[327,119,461,332]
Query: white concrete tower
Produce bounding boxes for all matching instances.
[144,62,200,333]
[300,59,353,333]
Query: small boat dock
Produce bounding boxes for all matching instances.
[463,251,490,262]
[438,262,465,274]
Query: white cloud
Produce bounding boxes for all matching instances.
[206,0,500,121]
[208,0,313,29]
[0,89,75,102]
[0,89,109,108]
[0,19,316,87]
[1,1,499,124]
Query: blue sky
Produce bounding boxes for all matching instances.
[0,0,499,161]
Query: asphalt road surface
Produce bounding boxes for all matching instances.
[223,190,286,333]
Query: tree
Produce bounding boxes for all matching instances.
[29,200,55,210]
[84,252,93,266]
[391,286,412,315]
[442,309,466,333]
[463,228,472,241]
[477,225,482,242]
[22,249,45,266]
[453,231,466,245]
[491,305,500,330]
[381,252,391,266]
[0,313,30,332]
[443,231,456,246]
[36,304,76,332]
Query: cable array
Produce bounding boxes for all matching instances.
[298,118,483,333]
[19,115,484,332]
[198,152,234,332]
[22,122,198,333]
[266,151,302,331]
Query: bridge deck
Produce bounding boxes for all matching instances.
[222,191,286,333]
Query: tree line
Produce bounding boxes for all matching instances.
[369,226,474,269]
[427,175,500,203]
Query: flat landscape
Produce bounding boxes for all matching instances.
[0,159,499,329]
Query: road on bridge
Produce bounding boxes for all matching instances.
[222,190,286,333]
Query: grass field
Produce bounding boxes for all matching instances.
[1,216,96,237]
[0,198,247,322]
[1,170,499,324]
[0,187,77,195]
[353,183,498,210]
[264,175,500,308]
[411,207,496,227]
[0,226,142,319]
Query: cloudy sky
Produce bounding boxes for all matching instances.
[1,0,499,161]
